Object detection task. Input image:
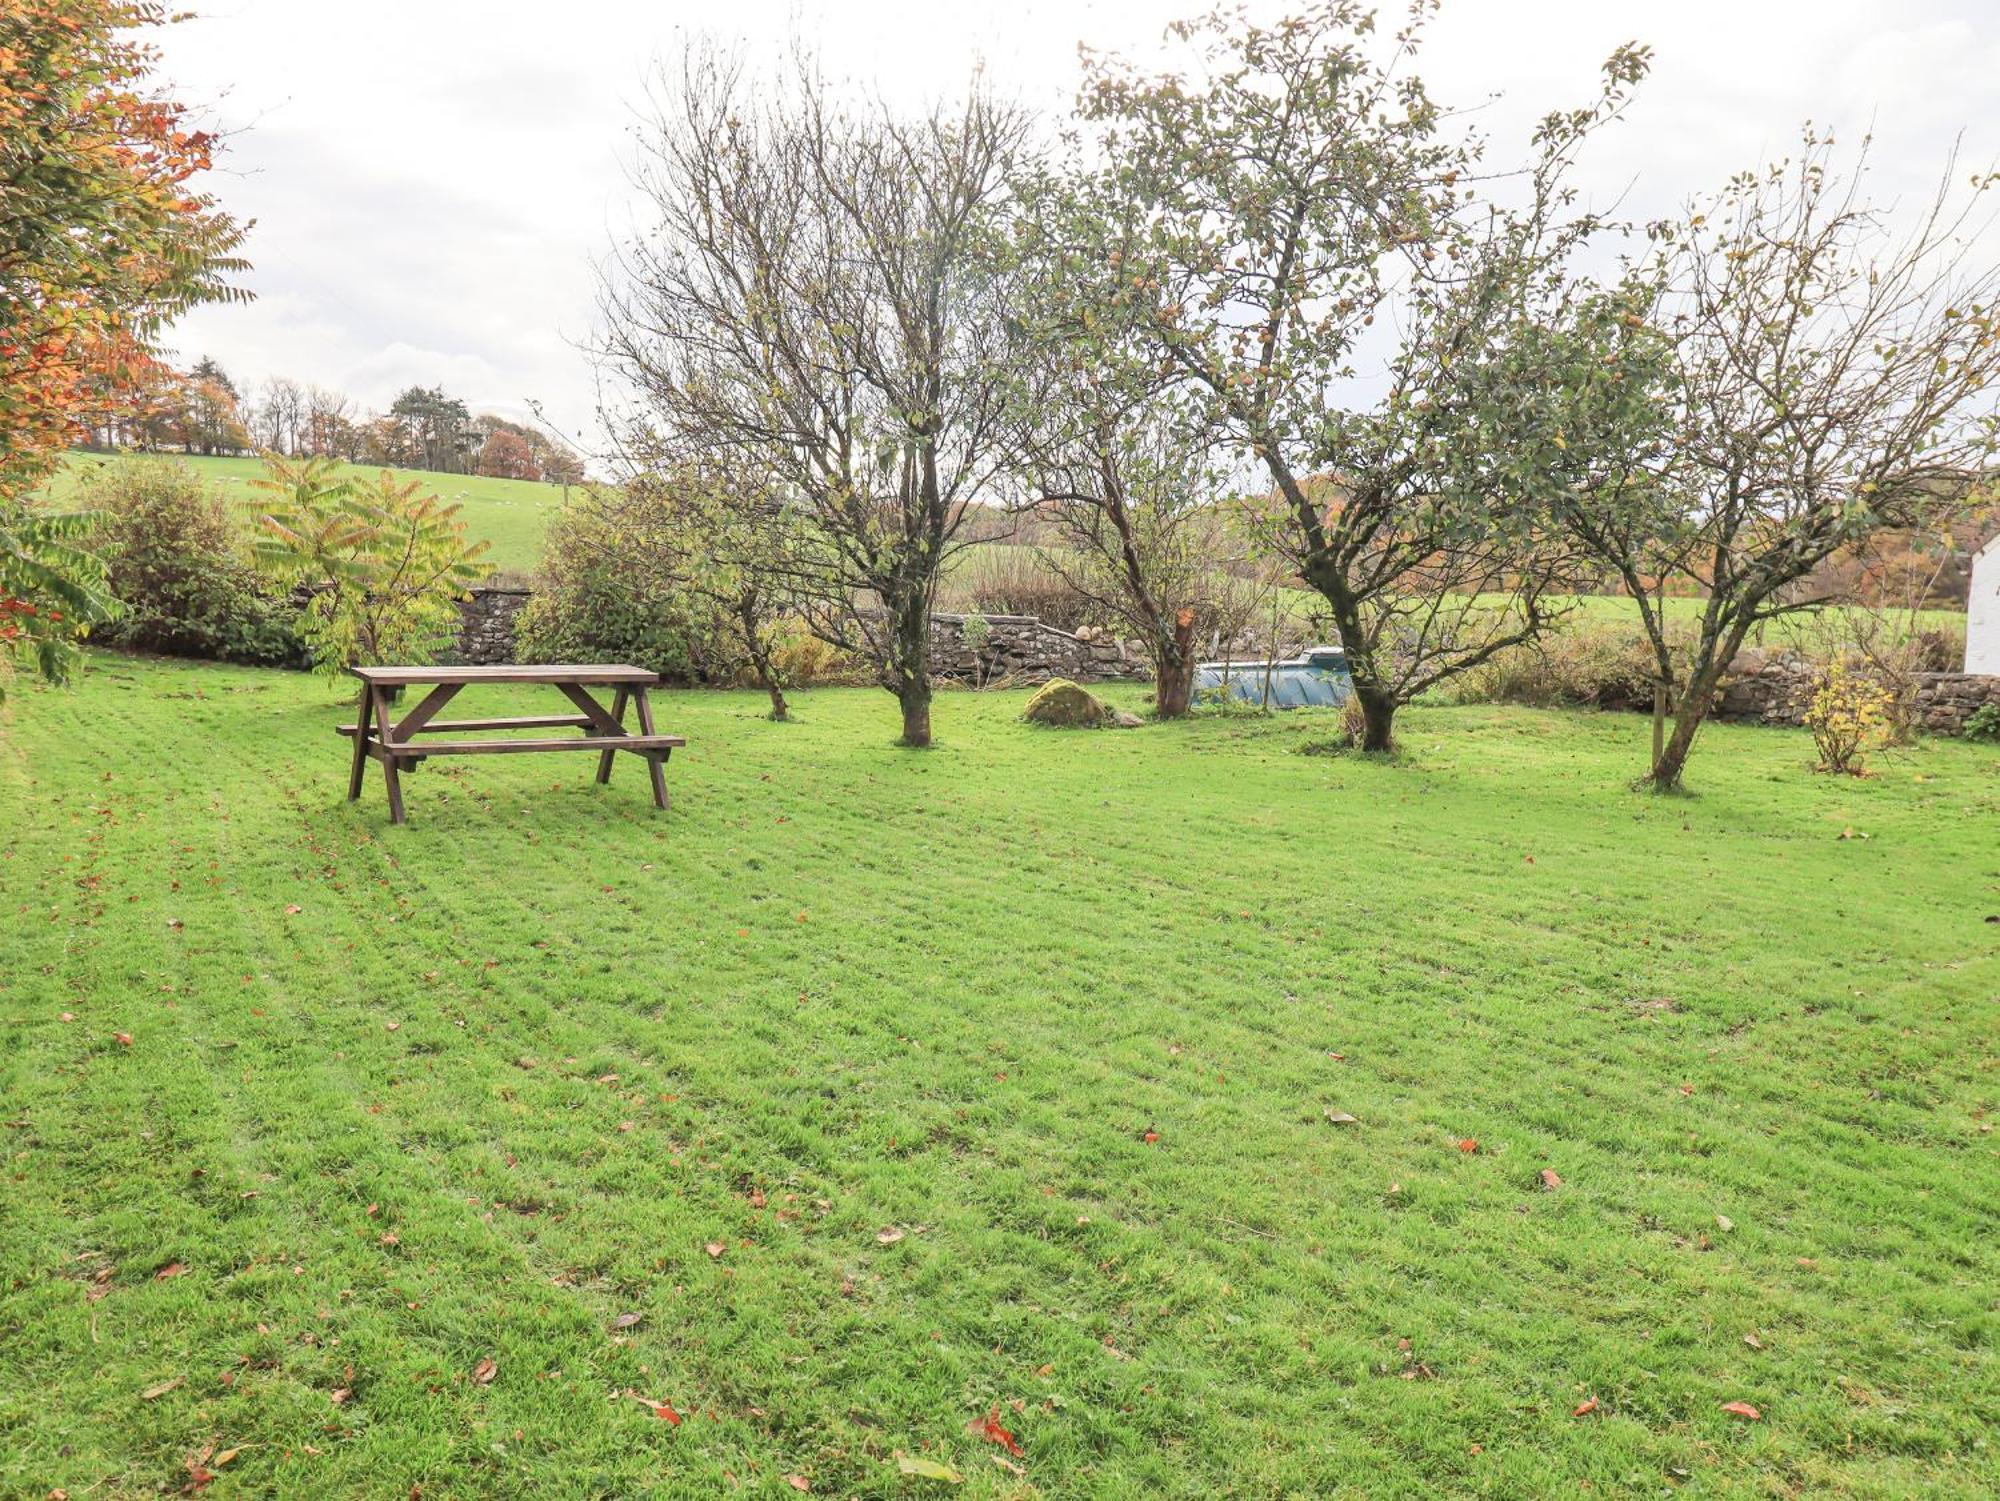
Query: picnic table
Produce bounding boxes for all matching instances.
[339,665,683,824]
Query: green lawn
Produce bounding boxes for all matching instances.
[42,452,571,575]
[1,657,1995,1498]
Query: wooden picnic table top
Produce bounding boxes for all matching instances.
[348,664,660,686]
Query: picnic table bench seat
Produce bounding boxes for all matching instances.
[339,664,680,824]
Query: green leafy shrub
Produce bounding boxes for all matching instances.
[252,456,488,678]
[515,498,746,683]
[83,461,303,666]
[1962,703,2000,742]
[3,504,119,695]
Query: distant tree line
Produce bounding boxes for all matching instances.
[75,357,585,484]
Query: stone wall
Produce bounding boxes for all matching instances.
[1911,672,2000,735]
[927,612,1147,685]
[448,587,533,666]
[1714,650,1817,726]
[1712,650,2000,737]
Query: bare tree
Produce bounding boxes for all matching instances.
[595,46,1028,746]
[1563,134,2000,789]
[254,375,306,455]
[305,384,355,458]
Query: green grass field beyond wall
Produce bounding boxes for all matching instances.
[44,452,570,575]
[1,657,1995,1498]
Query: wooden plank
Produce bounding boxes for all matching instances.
[634,687,671,811]
[349,664,659,686]
[393,682,463,740]
[596,686,629,786]
[556,681,630,737]
[371,686,406,824]
[338,715,595,737]
[345,682,372,801]
[377,735,685,757]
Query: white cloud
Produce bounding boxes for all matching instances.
[156,0,2000,456]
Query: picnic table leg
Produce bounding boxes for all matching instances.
[346,683,372,801]
[371,686,407,825]
[633,687,669,811]
[595,686,629,786]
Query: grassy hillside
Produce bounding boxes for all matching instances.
[43,451,572,575]
[2,659,1995,1497]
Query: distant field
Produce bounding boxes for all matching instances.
[42,451,573,575]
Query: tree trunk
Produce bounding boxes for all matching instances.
[762,677,790,721]
[897,682,932,747]
[889,597,933,748]
[1152,608,1199,720]
[1649,613,1758,790]
[737,597,788,721]
[1355,683,1397,753]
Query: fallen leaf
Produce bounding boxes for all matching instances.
[1719,1401,1761,1420]
[114,1032,133,1047]
[284,904,302,915]
[1743,1332,1764,1350]
[876,1227,905,1246]
[471,1357,497,1385]
[384,1021,400,1032]
[613,1312,644,1329]
[705,1242,725,1259]
[1573,1397,1598,1417]
[1323,1110,1359,1125]
[653,1400,682,1425]
[155,1262,186,1280]
[329,1387,351,1405]
[893,1452,962,1483]
[991,1454,1026,1476]
[1540,1169,1563,1189]
[1457,1138,1478,1154]
[140,1376,184,1400]
[365,1203,379,1218]
[1715,1214,1735,1233]
[967,1406,1024,1457]
[210,1448,242,1468]
[784,1476,810,1492]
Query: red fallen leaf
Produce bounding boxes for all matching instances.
[471,1357,497,1385]
[1720,1401,1761,1420]
[1457,1138,1478,1154]
[155,1262,186,1280]
[1679,1083,1695,1096]
[1141,1129,1160,1144]
[654,1400,682,1425]
[784,1476,811,1492]
[1573,1397,1598,1416]
[967,1406,1024,1457]
[114,1032,134,1046]
[705,1242,726,1259]
[1540,1169,1563,1189]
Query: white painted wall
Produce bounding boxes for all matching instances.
[1969,535,2000,675]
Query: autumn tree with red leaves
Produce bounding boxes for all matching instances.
[1,0,249,689]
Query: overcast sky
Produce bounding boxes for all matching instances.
[154,0,2000,457]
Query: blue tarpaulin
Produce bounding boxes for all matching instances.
[1191,646,1353,709]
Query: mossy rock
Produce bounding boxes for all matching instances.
[1022,679,1140,728]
